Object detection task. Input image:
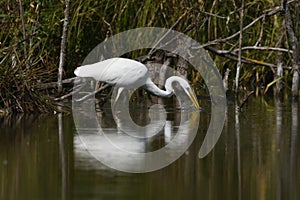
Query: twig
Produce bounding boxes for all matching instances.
[198,9,227,19]
[148,10,189,57]
[207,0,218,40]
[103,19,116,50]
[238,91,254,111]
[37,77,76,89]
[234,0,244,93]
[209,46,292,54]
[75,84,110,102]
[254,15,265,46]
[54,84,83,101]
[232,46,293,54]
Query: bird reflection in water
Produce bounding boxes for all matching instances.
[74,105,200,172]
[73,58,200,172]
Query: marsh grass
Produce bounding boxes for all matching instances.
[0,0,299,112]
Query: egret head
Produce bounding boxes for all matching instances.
[165,76,200,109]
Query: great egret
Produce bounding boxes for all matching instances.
[74,57,200,108]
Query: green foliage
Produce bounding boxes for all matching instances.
[0,0,299,112]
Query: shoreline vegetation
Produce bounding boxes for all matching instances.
[0,0,299,113]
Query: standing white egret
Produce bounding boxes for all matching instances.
[74,57,200,108]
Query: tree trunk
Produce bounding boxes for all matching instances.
[284,2,299,96]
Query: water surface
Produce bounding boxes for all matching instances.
[0,97,299,200]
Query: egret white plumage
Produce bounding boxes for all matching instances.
[74,57,200,108]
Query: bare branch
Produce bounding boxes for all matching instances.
[148,10,189,57]
[234,0,244,93]
[232,46,293,54]
[54,84,83,101]
[36,77,76,90]
[75,84,111,103]
[58,0,70,93]
[193,0,297,49]
[254,15,265,46]
[205,46,292,70]
[198,9,226,19]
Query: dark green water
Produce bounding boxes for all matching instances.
[0,97,299,200]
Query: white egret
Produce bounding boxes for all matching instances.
[74,57,200,108]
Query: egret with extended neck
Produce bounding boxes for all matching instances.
[74,57,200,108]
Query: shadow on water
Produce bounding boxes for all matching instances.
[0,97,299,200]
